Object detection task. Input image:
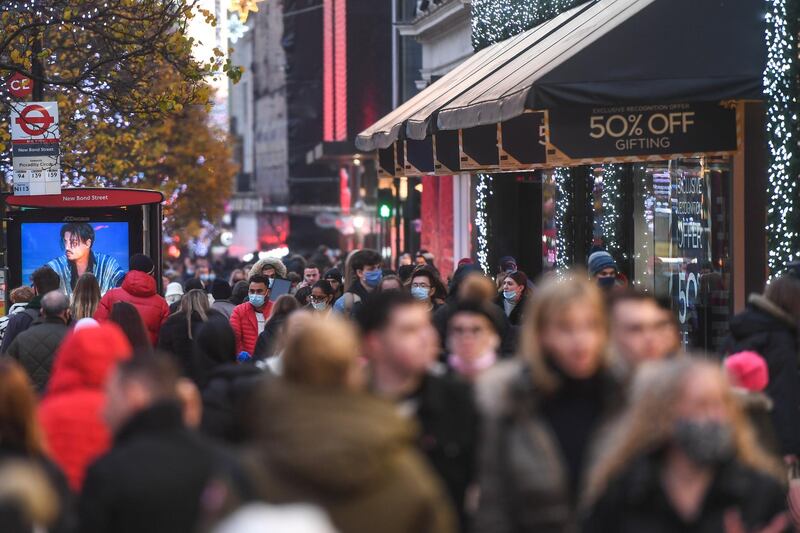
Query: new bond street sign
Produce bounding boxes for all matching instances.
[10,102,61,195]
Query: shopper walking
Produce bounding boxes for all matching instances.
[108,301,153,353]
[251,316,456,533]
[79,354,237,533]
[1,266,61,353]
[473,271,624,533]
[724,274,800,458]
[7,291,71,393]
[94,254,169,345]
[230,275,273,357]
[158,289,212,381]
[70,273,101,321]
[583,359,788,533]
[38,323,132,491]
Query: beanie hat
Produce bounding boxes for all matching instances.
[588,251,617,277]
[457,258,475,268]
[165,282,184,299]
[323,268,343,284]
[210,278,232,301]
[129,254,154,273]
[724,351,769,392]
[499,256,517,272]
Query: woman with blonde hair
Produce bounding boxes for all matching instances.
[473,270,625,533]
[158,289,211,381]
[251,316,456,533]
[583,358,787,532]
[71,273,101,320]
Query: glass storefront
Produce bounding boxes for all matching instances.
[544,156,733,353]
[633,156,732,353]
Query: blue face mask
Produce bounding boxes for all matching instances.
[411,286,430,301]
[311,301,328,311]
[364,269,383,288]
[598,276,616,290]
[249,294,266,308]
[503,290,518,301]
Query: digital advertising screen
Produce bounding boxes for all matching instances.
[21,221,130,296]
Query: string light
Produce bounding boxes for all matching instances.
[764,0,799,275]
[554,167,570,272]
[471,0,582,50]
[600,164,622,258]
[475,173,493,273]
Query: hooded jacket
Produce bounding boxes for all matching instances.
[38,324,132,491]
[251,382,456,533]
[248,258,288,280]
[725,294,800,455]
[94,270,170,345]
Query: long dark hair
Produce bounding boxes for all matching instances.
[109,301,152,352]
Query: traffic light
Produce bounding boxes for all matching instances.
[377,188,393,219]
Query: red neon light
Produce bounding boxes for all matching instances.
[334,0,347,141]
[323,0,334,142]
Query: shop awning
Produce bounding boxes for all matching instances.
[356,0,766,150]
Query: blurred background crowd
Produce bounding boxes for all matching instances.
[0,247,799,533]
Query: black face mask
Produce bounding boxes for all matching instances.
[597,276,616,290]
[673,419,735,466]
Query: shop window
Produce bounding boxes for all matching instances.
[632,156,732,352]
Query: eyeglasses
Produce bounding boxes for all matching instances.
[309,295,328,303]
[411,283,431,290]
[450,325,487,336]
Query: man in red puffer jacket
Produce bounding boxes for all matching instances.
[38,322,133,491]
[94,254,169,345]
[230,275,273,356]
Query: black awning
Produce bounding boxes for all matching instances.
[358,0,768,150]
[527,0,767,108]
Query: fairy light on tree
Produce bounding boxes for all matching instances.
[763,0,799,275]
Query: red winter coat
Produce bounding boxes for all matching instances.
[94,270,169,345]
[230,300,273,355]
[38,323,132,491]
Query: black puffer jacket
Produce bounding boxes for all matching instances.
[200,363,266,444]
[6,317,69,393]
[725,294,800,455]
[158,311,219,379]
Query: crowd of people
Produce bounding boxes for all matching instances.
[0,245,799,533]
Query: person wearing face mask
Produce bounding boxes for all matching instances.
[495,270,529,326]
[583,358,788,533]
[230,275,274,356]
[444,300,504,382]
[333,249,383,318]
[474,271,624,533]
[308,280,335,314]
[406,265,447,312]
[588,251,619,292]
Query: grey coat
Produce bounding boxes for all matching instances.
[472,360,623,533]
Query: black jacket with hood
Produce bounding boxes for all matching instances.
[724,294,800,455]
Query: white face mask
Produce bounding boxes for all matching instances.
[311,301,328,311]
